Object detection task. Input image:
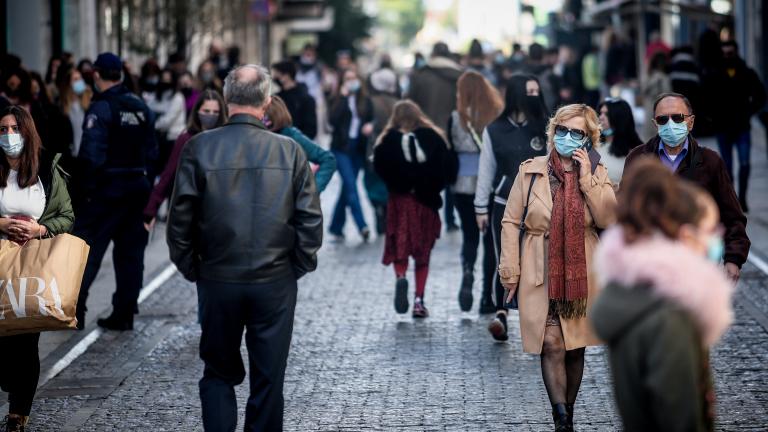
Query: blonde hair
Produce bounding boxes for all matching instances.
[546,104,601,150]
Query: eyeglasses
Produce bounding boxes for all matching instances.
[554,125,586,141]
[654,114,692,125]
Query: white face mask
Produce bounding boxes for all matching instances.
[0,133,24,157]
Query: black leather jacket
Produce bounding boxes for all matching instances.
[167,113,323,283]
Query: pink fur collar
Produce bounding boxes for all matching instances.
[595,226,734,346]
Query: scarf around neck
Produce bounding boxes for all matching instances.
[548,154,588,319]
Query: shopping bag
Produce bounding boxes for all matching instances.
[0,234,90,336]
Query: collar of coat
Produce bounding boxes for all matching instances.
[639,134,704,176]
[595,226,734,347]
[225,113,269,130]
[427,56,462,71]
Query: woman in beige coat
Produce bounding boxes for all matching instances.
[499,104,616,431]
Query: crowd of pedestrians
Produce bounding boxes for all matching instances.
[0,25,764,432]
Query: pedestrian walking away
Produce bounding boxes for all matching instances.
[703,40,766,213]
[475,74,548,341]
[72,52,158,331]
[365,65,399,235]
[144,89,228,229]
[597,98,643,186]
[271,60,318,139]
[592,158,733,432]
[447,70,503,314]
[0,106,74,432]
[328,69,374,242]
[167,64,323,432]
[498,104,616,431]
[264,95,336,192]
[407,42,463,232]
[374,100,458,318]
[622,92,750,283]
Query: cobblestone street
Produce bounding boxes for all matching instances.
[5,137,768,431]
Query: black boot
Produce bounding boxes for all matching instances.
[566,403,574,430]
[479,277,495,314]
[97,311,134,331]
[738,165,750,213]
[552,403,571,432]
[375,204,387,235]
[458,265,474,312]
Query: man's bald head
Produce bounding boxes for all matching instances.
[224,64,272,108]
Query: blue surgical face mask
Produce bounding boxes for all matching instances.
[347,79,361,93]
[658,121,688,147]
[554,133,586,158]
[706,235,725,263]
[602,128,613,137]
[73,79,87,95]
[0,133,25,157]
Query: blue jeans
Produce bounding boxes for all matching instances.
[329,149,368,235]
[717,131,751,182]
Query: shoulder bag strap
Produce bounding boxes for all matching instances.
[518,174,537,255]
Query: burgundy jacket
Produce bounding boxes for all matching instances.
[144,130,194,221]
[623,135,750,267]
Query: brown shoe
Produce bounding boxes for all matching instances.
[2,415,26,432]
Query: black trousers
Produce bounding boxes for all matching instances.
[74,192,149,320]
[198,275,298,432]
[453,193,495,302]
[491,201,507,311]
[0,332,40,416]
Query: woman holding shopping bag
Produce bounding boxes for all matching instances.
[498,104,616,431]
[0,105,74,432]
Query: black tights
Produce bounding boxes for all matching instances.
[540,323,585,406]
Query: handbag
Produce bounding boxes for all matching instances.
[504,174,537,310]
[0,234,90,336]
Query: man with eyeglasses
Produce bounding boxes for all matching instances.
[622,92,749,283]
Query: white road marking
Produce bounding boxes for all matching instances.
[38,264,177,386]
[747,254,768,276]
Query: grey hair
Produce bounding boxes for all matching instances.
[223,64,272,108]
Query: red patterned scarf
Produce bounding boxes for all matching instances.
[548,154,588,319]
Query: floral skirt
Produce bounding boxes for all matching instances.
[382,193,441,265]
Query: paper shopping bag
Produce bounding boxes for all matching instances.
[0,234,90,336]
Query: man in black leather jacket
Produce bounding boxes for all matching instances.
[167,64,322,432]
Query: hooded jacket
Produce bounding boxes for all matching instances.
[591,226,733,432]
[407,56,462,129]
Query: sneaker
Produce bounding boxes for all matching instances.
[1,415,25,432]
[478,297,496,315]
[488,312,508,341]
[361,227,371,243]
[458,271,474,312]
[412,298,429,318]
[394,278,409,314]
[446,223,460,233]
[97,313,134,331]
[329,233,345,244]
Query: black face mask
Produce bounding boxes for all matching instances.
[181,87,193,97]
[524,95,544,118]
[158,82,173,94]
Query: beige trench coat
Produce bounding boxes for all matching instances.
[499,155,616,354]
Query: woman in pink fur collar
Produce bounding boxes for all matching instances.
[591,157,733,432]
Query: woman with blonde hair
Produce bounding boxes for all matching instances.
[374,100,457,318]
[448,70,503,313]
[499,104,616,431]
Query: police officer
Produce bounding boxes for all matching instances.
[74,53,157,331]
